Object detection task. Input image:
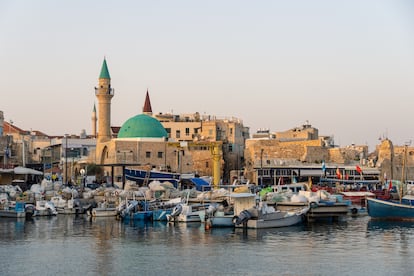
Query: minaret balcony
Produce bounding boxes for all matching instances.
[95,87,114,96]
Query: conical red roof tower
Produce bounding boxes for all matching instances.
[143,89,152,115]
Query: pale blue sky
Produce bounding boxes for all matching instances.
[1,0,413,151]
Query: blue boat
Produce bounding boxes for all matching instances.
[119,200,153,221]
[125,168,181,187]
[366,196,414,221]
[122,210,153,221]
[152,208,172,221]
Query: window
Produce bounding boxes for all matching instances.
[176,130,181,138]
[230,128,233,135]
[205,161,209,168]
[146,151,151,158]
[185,128,190,136]
[165,128,171,138]
[157,152,163,158]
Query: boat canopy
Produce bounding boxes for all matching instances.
[189,178,211,191]
[13,166,43,175]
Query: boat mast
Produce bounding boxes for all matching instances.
[400,144,408,203]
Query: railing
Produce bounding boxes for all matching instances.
[0,164,14,169]
[94,87,114,95]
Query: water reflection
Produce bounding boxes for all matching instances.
[1,216,414,275]
[233,224,305,241]
[367,219,414,232]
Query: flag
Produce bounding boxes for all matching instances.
[356,165,362,174]
[336,167,342,179]
[389,180,393,190]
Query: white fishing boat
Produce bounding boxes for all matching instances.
[233,202,309,229]
[167,202,209,222]
[232,193,308,229]
[87,201,118,217]
[205,198,237,228]
[0,201,27,218]
[51,196,76,214]
[29,200,57,216]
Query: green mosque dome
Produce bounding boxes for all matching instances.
[117,114,168,138]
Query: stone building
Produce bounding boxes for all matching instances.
[244,123,370,185]
[155,111,249,182]
[376,139,414,182]
[93,59,234,185]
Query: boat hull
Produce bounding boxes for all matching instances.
[122,211,153,221]
[88,208,118,217]
[124,168,180,187]
[367,197,414,220]
[236,211,304,229]
[210,215,234,227]
[0,209,26,218]
[152,209,172,221]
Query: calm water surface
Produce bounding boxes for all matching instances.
[1,215,414,276]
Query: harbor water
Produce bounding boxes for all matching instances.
[1,215,414,276]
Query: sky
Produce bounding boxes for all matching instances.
[1,0,414,152]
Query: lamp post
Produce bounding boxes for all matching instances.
[260,149,264,187]
[64,134,68,185]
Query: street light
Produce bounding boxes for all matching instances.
[260,149,264,186]
[64,134,68,185]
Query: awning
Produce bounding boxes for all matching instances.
[299,169,324,177]
[0,168,14,173]
[13,166,43,175]
[190,178,211,191]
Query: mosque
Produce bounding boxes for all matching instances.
[92,59,224,186]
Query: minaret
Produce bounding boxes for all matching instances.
[91,103,97,138]
[0,110,4,136]
[143,89,153,115]
[95,58,114,143]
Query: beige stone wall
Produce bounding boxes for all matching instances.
[243,138,371,183]
[275,125,319,141]
[161,121,201,141]
[96,139,221,180]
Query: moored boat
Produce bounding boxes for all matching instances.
[0,201,27,219]
[87,201,118,217]
[367,196,414,221]
[167,202,209,222]
[125,168,181,188]
[367,145,414,221]
[233,201,309,229]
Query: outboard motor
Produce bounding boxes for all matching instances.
[233,210,253,225]
[25,204,36,218]
[45,201,58,215]
[167,203,183,222]
[120,200,139,219]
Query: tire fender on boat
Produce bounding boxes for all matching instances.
[351,208,358,215]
